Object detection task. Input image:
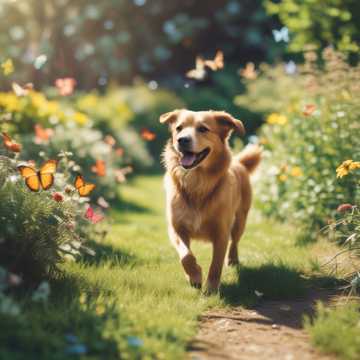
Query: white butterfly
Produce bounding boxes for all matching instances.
[186,56,207,80]
[272,27,289,43]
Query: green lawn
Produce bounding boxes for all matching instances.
[0,175,342,359]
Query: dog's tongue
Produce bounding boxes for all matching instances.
[181,153,196,167]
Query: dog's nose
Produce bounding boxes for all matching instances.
[178,136,191,147]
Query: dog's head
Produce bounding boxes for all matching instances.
[160,109,245,170]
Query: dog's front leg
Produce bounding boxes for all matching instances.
[168,226,202,289]
[205,234,228,295]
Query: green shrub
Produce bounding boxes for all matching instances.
[305,302,360,360]
[76,84,185,167]
[0,155,90,282]
[236,48,360,239]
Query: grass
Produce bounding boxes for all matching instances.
[305,302,360,360]
[0,175,346,359]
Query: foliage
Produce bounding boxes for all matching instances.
[0,155,91,282]
[305,302,360,360]
[265,0,360,54]
[76,84,185,165]
[0,0,278,87]
[181,67,263,136]
[236,48,360,239]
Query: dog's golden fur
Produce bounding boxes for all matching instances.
[161,109,261,293]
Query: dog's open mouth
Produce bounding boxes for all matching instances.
[180,148,210,169]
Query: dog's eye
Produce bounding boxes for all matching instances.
[175,125,183,132]
[197,126,209,133]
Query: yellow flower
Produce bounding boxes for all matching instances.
[73,111,89,125]
[279,174,287,182]
[77,94,99,110]
[1,59,14,76]
[336,160,360,178]
[266,113,287,125]
[0,92,21,112]
[95,305,106,316]
[290,166,303,177]
[79,293,87,304]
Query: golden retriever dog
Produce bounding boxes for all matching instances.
[160,109,262,294]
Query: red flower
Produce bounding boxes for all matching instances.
[52,192,64,202]
[337,203,353,213]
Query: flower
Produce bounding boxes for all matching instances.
[52,192,64,202]
[266,113,287,125]
[336,160,360,178]
[279,174,287,182]
[55,77,77,96]
[104,135,116,146]
[337,203,353,213]
[290,166,303,177]
[1,59,14,76]
[73,112,89,125]
[303,104,316,116]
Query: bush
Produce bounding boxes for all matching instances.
[0,155,90,282]
[76,84,185,167]
[235,48,360,239]
[305,302,360,360]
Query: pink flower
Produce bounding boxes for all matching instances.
[337,203,353,213]
[52,192,64,202]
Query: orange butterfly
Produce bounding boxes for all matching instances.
[204,50,224,71]
[140,128,156,141]
[91,159,106,177]
[34,124,54,144]
[74,174,96,197]
[2,132,22,153]
[239,62,257,80]
[18,160,57,192]
[55,77,77,96]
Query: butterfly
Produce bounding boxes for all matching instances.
[186,56,207,80]
[140,128,156,141]
[272,27,289,43]
[55,77,77,96]
[12,82,33,97]
[34,124,54,144]
[204,50,224,71]
[85,206,104,224]
[74,174,96,197]
[239,62,257,80]
[91,159,106,177]
[115,166,133,183]
[2,132,22,153]
[34,54,47,70]
[17,160,57,192]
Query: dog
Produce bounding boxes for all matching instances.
[161,109,261,294]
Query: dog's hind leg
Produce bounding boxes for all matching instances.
[168,226,202,289]
[227,210,248,266]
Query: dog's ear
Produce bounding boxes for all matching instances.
[213,111,245,138]
[159,110,181,124]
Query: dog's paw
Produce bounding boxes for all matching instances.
[203,282,219,296]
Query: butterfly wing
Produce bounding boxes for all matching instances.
[18,165,40,192]
[74,175,96,197]
[2,132,22,152]
[186,56,206,80]
[39,160,57,190]
[214,51,224,69]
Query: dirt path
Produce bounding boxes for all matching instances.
[188,291,335,360]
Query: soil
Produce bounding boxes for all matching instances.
[187,291,335,360]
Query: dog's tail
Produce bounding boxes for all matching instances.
[236,144,262,174]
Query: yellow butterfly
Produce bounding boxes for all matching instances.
[18,160,57,192]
